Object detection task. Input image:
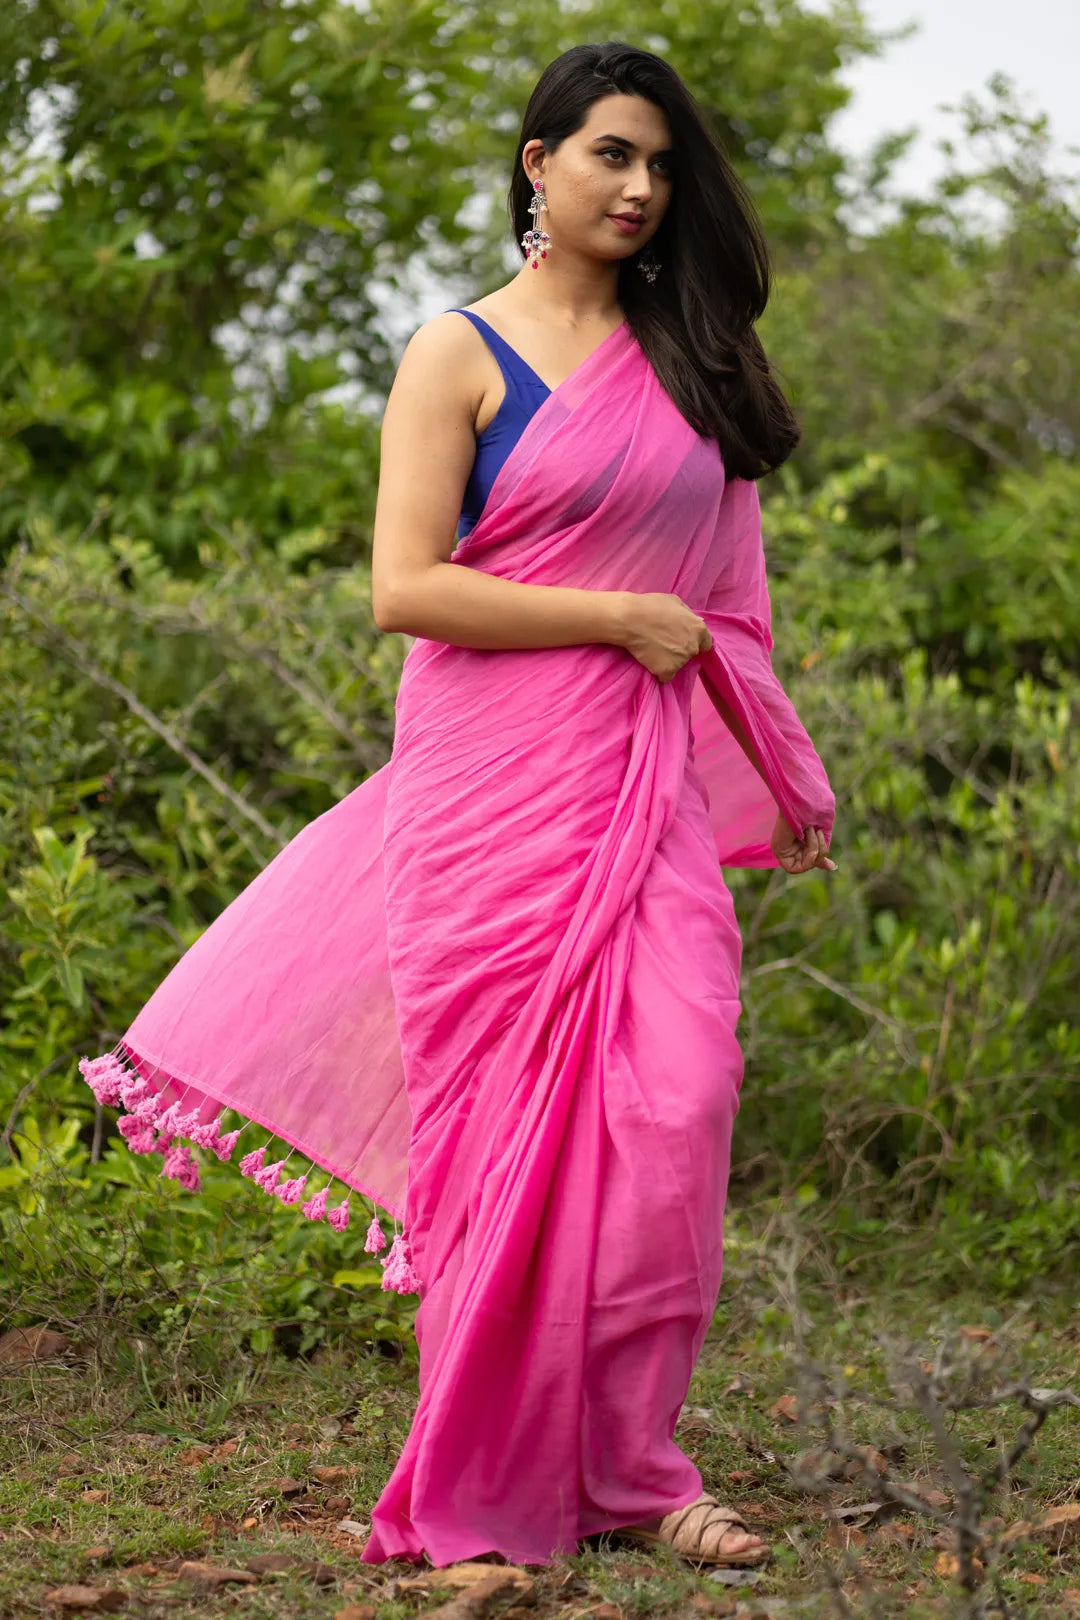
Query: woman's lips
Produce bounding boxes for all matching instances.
[607,215,644,234]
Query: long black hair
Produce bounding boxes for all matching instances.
[508,42,800,481]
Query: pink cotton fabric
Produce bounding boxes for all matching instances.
[78,317,834,1566]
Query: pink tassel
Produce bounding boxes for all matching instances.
[276,1174,308,1205]
[160,1144,200,1189]
[364,1216,387,1254]
[380,1234,422,1295]
[119,1078,161,1122]
[239,1146,268,1178]
[326,1196,351,1232]
[175,1108,205,1139]
[253,1158,287,1193]
[210,1127,242,1162]
[80,1055,125,1106]
[301,1186,329,1221]
[116,1114,158,1155]
[154,1100,183,1136]
[188,1118,222,1150]
[176,1155,202,1192]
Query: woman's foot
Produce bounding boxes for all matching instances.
[616,1493,770,1567]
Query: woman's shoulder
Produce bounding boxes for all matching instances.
[401,305,497,368]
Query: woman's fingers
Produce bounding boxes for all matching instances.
[778,826,838,874]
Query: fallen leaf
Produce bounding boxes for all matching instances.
[1031,1503,1080,1550]
[688,1595,737,1617]
[241,1516,259,1529]
[85,1548,110,1561]
[842,1446,888,1479]
[824,1524,866,1551]
[43,1587,126,1612]
[0,1326,71,1366]
[792,1449,846,1481]
[590,1607,621,1620]
[1018,1573,1047,1586]
[768,1395,798,1424]
[246,1554,304,1575]
[399,1564,534,1598]
[334,1607,376,1620]
[725,1470,758,1486]
[721,1376,755,1398]
[81,1490,108,1505]
[957,1326,995,1343]
[894,1482,950,1512]
[933,1551,983,1581]
[876,1523,915,1546]
[412,1572,535,1620]
[336,1518,371,1539]
[177,1561,258,1589]
[176,1446,214,1466]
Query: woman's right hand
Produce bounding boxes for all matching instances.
[611,592,713,683]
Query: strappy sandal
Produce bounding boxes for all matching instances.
[616,1491,771,1567]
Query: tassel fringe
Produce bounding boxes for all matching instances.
[76,1043,419,1294]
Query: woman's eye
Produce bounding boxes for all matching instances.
[600,147,671,175]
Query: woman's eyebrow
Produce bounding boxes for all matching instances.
[590,133,676,158]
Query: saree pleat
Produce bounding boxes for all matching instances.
[76,318,835,1567]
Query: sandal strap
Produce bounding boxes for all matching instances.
[660,1493,750,1556]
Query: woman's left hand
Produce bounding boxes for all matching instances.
[771,813,837,874]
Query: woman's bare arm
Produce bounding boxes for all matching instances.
[371,314,628,650]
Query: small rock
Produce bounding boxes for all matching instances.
[312,1465,354,1484]
[43,1587,126,1612]
[326,1494,350,1511]
[271,1475,305,1497]
[81,1490,108,1505]
[57,1454,87,1476]
[335,1607,376,1620]
[705,1568,764,1588]
[85,1548,111,1562]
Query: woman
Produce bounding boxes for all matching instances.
[79,42,835,1571]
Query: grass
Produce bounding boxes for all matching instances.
[3,1261,1080,1620]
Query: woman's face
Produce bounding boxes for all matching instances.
[524,93,674,261]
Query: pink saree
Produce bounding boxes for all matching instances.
[79,317,835,1567]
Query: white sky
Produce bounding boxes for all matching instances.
[817,0,1080,195]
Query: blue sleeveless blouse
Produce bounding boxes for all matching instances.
[446,309,551,541]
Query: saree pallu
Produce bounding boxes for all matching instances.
[77,318,835,1567]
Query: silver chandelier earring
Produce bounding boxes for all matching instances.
[523,177,551,269]
[637,244,661,284]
